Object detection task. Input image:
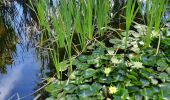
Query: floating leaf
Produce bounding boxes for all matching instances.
[166,67,170,75]
[84,68,96,78]
[140,78,150,87]
[127,86,140,93]
[58,60,69,71]
[64,84,77,93]
[158,72,169,82]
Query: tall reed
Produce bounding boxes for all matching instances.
[125,0,139,50]
[144,0,168,49]
[95,0,110,35]
[31,0,111,79]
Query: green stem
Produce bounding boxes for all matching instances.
[156,32,161,55]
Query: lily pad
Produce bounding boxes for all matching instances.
[83,68,96,78]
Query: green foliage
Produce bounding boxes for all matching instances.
[125,0,139,50]
[141,0,168,48]
[31,0,170,99]
[33,0,111,78]
[45,27,170,99]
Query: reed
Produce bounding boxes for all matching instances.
[144,0,168,49]
[95,0,110,35]
[125,0,139,50]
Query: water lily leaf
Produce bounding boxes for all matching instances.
[109,38,121,44]
[142,68,156,75]
[92,83,102,91]
[79,84,90,90]
[70,71,76,80]
[158,72,169,82]
[45,82,64,93]
[72,59,80,66]
[134,94,143,100]
[152,86,159,93]
[121,31,134,36]
[166,67,170,75]
[140,78,150,87]
[127,74,138,81]
[131,31,141,37]
[115,74,125,82]
[45,81,66,98]
[46,97,55,100]
[58,60,69,71]
[79,90,93,98]
[87,57,99,64]
[78,86,95,98]
[84,68,96,78]
[74,76,84,84]
[129,70,139,77]
[151,78,158,85]
[140,69,151,79]
[78,55,88,63]
[92,48,105,55]
[65,94,79,100]
[77,63,89,70]
[118,87,129,99]
[97,75,113,84]
[157,59,168,67]
[64,84,77,93]
[79,83,102,96]
[45,83,56,93]
[157,59,168,71]
[159,83,170,99]
[127,86,140,93]
[133,24,147,34]
[142,56,157,66]
[141,88,154,98]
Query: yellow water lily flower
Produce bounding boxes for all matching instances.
[109,86,118,94]
[104,68,111,77]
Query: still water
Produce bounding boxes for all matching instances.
[0,1,43,99]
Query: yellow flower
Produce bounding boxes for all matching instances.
[104,68,111,77]
[109,86,118,94]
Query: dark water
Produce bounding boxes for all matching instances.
[0,1,44,99]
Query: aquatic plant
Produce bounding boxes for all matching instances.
[125,0,139,50]
[45,31,170,99]
[32,0,111,79]
[142,0,168,50]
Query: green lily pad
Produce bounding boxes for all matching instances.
[140,78,150,87]
[158,72,169,82]
[64,84,77,93]
[58,60,69,71]
[83,68,96,78]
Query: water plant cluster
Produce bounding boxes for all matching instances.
[29,0,170,99]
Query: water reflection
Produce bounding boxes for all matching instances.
[0,9,18,74]
[0,1,45,99]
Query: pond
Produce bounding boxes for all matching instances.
[0,0,170,100]
[0,1,47,99]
